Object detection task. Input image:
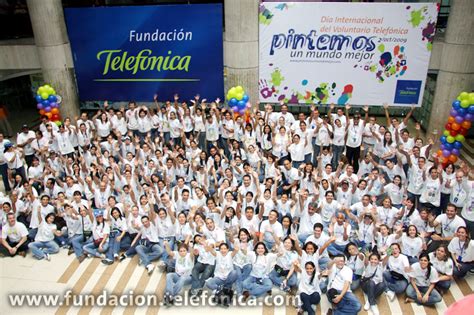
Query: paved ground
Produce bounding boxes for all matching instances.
[0,250,472,315]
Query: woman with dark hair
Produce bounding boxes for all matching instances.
[28,210,61,260]
[296,261,321,315]
[428,244,454,293]
[395,224,424,264]
[232,228,253,296]
[396,197,419,229]
[448,226,474,278]
[440,163,455,212]
[382,175,404,209]
[269,235,299,292]
[343,242,365,291]
[242,242,277,299]
[361,253,385,315]
[382,243,410,301]
[163,241,194,305]
[419,166,443,216]
[405,253,442,305]
[102,207,128,265]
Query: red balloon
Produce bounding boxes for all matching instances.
[461,121,472,129]
[459,128,468,136]
[447,116,456,124]
[445,123,452,130]
[442,162,448,169]
[451,122,461,131]
[52,114,59,120]
[450,130,458,136]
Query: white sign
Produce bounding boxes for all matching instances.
[259,2,438,106]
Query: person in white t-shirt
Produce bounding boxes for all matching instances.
[360,253,386,315]
[296,260,321,315]
[326,255,362,315]
[448,226,474,278]
[344,105,369,174]
[0,212,29,256]
[28,211,61,260]
[16,124,35,167]
[428,244,453,293]
[427,204,466,252]
[131,215,164,274]
[405,253,442,306]
[382,243,410,301]
[163,242,194,305]
[205,242,239,295]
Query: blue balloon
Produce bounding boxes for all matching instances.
[229,98,238,106]
[42,100,50,106]
[242,94,249,102]
[469,105,474,115]
[453,141,463,150]
[35,95,42,103]
[444,142,453,150]
[457,107,467,116]
[452,100,461,110]
[48,95,57,102]
[440,135,447,144]
[237,100,246,108]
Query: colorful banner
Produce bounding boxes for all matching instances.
[65,4,223,102]
[259,2,438,106]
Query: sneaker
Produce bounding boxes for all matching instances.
[119,254,127,262]
[371,305,379,315]
[101,259,113,265]
[385,290,395,302]
[45,253,51,261]
[99,254,106,259]
[146,264,155,274]
[363,300,370,311]
[78,254,87,263]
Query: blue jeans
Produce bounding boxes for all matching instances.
[332,145,345,169]
[269,269,297,288]
[327,243,347,256]
[0,163,10,191]
[361,279,386,306]
[312,143,321,166]
[158,237,175,267]
[71,234,91,258]
[235,264,252,294]
[106,233,132,260]
[383,270,408,294]
[436,280,451,291]
[166,273,192,297]
[83,241,109,258]
[28,241,59,260]
[300,292,321,315]
[453,261,474,278]
[319,256,330,271]
[243,276,273,297]
[191,262,215,290]
[135,242,163,266]
[329,291,361,315]
[206,270,238,290]
[406,284,442,305]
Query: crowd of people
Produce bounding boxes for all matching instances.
[0,95,473,315]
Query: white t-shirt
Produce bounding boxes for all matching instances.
[428,252,454,276]
[328,265,353,291]
[35,221,57,242]
[174,252,194,276]
[400,234,423,258]
[248,252,277,278]
[17,131,36,155]
[2,222,28,242]
[214,252,235,280]
[260,220,283,243]
[299,269,322,295]
[386,254,409,279]
[408,262,439,287]
[434,214,466,238]
[448,237,474,262]
[346,120,364,148]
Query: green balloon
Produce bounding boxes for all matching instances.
[443,130,450,137]
[470,95,474,105]
[236,92,244,101]
[461,100,470,108]
[446,136,455,143]
[455,134,465,142]
[38,87,45,95]
[459,92,469,100]
[41,92,49,99]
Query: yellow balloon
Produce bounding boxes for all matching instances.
[236,86,244,93]
[41,92,49,99]
[236,93,244,101]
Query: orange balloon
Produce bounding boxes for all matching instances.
[449,155,458,163]
[39,109,46,115]
[51,108,59,115]
[451,122,461,131]
[447,116,456,124]
[45,112,52,119]
[461,121,471,129]
[437,149,443,157]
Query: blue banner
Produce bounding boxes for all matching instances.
[65,4,223,102]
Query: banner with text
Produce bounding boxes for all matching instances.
[65,4,223,102]
[259,2,438,106]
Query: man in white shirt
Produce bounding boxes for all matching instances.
[427,204,466,252]
[3,142,26,179]
[132,215,164,274]
[345,105,369,173]
[16,124,36,167]
[326,255,362,315]
[278,159,300,196]
[0,212,29,257]
[259,210,283,250]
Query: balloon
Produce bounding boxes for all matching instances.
[51,108,59,114]
[38,87,45,94]
[449,155,458,163]
[229,98,238,106]
[452,148,460,156]
[450,108,458,116]
[231,106,238,112]
[466,113,474,122]
[55,120,62,126]
[447,116,456,123]
[453,141,463,150]
[451,123,460,131]
[459,128,468,136]
[461,121,471,129]
[52,114,59,120]
[459,91,469,100]
[39,109,46,115]
[442,150,451,157]
[242,94,249,102]
[440,144,446,150]
[452,100,461,110]
[50,102,58,108]
[45,106,51,112]
[47,87,54,95]
[461,100,470,108]
[457,107,467,116]
[450,130,458,136]
[37,103,43,110]
[443,130,450,137]
[445,142,454,150]
[446,136,455,143]
[455,134,465,142]
[455,116,464,124]
[237,100,246,108]
[440,135,447,144]
[445,123,452,130]
[45,112,52,119]
[48,95,57,102]
[235,86,244,93]
[42,100,50,106]
[236,93,244,101]
[41,92,49,99]
[469,106,474,114]
[35,95,42,103]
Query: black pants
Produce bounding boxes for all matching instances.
[0,239,29,257]
[0,163,10,192]
[300,292,321,315]
[346,145,361,173]
[25,154,34,168]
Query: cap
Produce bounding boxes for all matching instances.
[93,209,104,218]
[341,180,349,185]
[123,136,130,141]
[3,142,13,152]
[21,124,29,129]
